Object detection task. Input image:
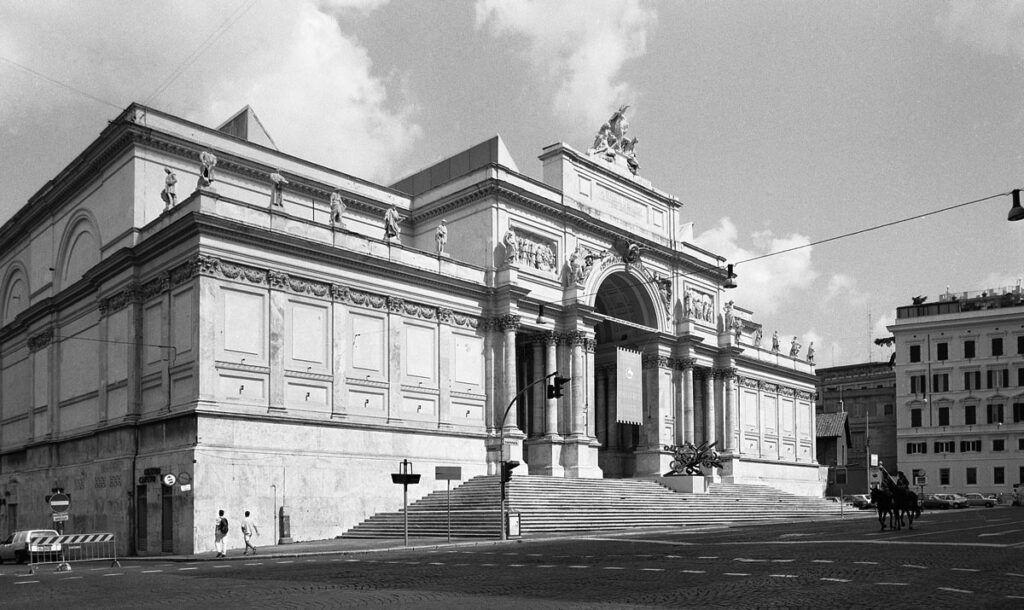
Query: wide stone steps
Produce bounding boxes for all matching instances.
[342,475,852,539]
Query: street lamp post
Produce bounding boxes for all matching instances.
[498,371,560,541]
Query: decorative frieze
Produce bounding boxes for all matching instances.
[140,274,169,301]
[169,259,198,286]
[496,314,521,332]
[642,354,672,369]
[27,327,54,352]
[760,381,779,393]
[511,229,558,273]
[438,307,453,324]
[795,390,814,401]
[739,376,760,389]
[218,260,267,286]
[683,287,715,324]
[387,296,405,313]
[674,357,696,370]
[98,281,141,315]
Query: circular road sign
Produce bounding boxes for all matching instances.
[49,492,71,513]
[162,473,177,487]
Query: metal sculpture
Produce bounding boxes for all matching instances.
[663,440,723,476]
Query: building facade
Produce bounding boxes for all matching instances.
[816,363,896,495]
[889,288,1024,497]
[1,104,821,555]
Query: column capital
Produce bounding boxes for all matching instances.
[496,313,521,332]
[642,354,673,370]
[675,357,697,370]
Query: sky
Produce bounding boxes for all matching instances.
[3,0,1024,368]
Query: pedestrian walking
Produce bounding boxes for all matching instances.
[242,510,260,555]
[214,509,229,557]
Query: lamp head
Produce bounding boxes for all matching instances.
[535,304,547,325]
[1009,189,1024,222]
[723,264,738,289]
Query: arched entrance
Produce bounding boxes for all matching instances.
[591,270,663,478]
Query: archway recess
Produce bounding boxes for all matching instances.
[592,270,663,478]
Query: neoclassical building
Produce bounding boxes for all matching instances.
[0,104,820,555]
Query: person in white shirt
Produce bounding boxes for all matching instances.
[241,510,260,556]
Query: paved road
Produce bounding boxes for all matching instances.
[2,507,1022,609]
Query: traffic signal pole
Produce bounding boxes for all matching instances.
[499,371,559,541]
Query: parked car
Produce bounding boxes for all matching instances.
[961,492,997,507]
[921,493,967,510]
[0,529,61,564]
[842,494,875,510]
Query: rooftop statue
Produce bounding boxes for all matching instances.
[161,168,177,211]
[588,104,640,175]
[198,151,217,188]
[329,191,346,230]
[383,206,401,241]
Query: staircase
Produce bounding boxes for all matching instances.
[342,475,853,539]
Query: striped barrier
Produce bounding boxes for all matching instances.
[29,532,119,574]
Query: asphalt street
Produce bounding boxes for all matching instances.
[2,507,1022,609]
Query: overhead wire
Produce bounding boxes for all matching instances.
[0,55,123,111]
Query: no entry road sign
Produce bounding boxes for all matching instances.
[49,492,70,513]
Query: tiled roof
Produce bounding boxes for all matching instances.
[816,411,848,438]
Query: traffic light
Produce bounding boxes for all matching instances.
[501,460,520,483]
[547,376,570,399]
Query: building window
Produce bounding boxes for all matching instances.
[1014,403,1024,423]
[932,374,949,392]
[964,405,976,425]
[963,371,980,391]
[1019,438,1024,451]
[995,467,1005,485]
[960,440,981,452]
[906,442,927,454]
[940,468,950,485]
[1018,336,1024,355]
[910,375,926,394]
[987,369,1009,389]
[966,467,977,485]
[1020,466,1024,485]
[938,407,949,426]
[937,342,948,360]
[964,340,975,359]
[910,408,922,427]
[993,439,1005,452]
[934,440,955,453]
[1019,368,1024,387]
[884,404,894,416]
[993,337,1004,357]
[988,404,1004,424]
[910,345,921,362]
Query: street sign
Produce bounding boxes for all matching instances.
[49,492,70,513]
[435,466,462,481]
[914,476,927,486]
[162,473,177,487]
[52,513,69,522]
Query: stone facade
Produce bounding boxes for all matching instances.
[0,104,821,555]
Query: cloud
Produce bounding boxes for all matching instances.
[475,0,657,130]
[693,217,817,317]
[936,0,1024,58]
[824,273,869,306]
[0,0,420,204]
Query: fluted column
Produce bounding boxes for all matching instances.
[545,331,559,436]
[680,358,696,444]
[723,367,737,452]
[499,314,521,434]
[569,331,586,436]
[703,368,716,444]
[530,336,545,438]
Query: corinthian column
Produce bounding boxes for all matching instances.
[500,314,521,434]
[680,358,696,444]
[723,367,737,452]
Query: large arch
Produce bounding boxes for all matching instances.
[1,262,29,326]
[55,210,101,291]
[589,267,665,478]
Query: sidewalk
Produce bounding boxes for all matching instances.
[132,536,504,562]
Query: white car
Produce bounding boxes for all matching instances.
[0,530,61,564]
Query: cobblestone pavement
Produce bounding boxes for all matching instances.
[2,508,1021,609]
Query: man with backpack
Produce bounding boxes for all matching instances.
[214,509,228,557]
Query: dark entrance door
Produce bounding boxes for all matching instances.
[161,485,173,553]
[135,485,148,554]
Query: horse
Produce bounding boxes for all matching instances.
[870,487,895,530]
[892,488,920,530]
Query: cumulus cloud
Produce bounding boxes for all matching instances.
[936,0,1024,58]
[0,0,419,195]
[475,0,656,130]
[824,273,869,306]
[693,217,817,317]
